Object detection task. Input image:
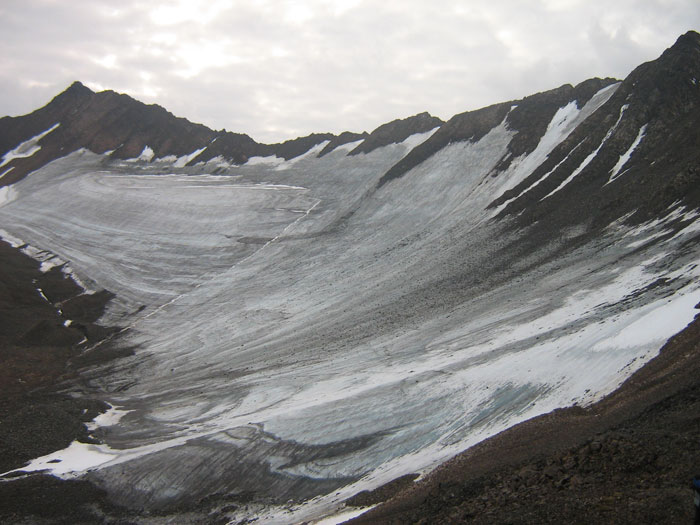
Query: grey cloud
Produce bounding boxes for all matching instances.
[1,0,699,143]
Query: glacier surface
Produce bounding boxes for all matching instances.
[0,118,698,523]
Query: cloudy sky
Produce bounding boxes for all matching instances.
[1,1,698,143]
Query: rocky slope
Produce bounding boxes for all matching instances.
[493,31,700,230]
[0,237,122,473]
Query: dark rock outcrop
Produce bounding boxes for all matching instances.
[188,132,341,165]
[184,130,260,166]
[267,132,336,160]
[0,240,116,472]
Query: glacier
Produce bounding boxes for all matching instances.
[0,79,699,524]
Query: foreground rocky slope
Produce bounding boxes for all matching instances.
[0,32,698,524]
[0,239,113,473]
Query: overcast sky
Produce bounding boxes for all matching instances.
[1,1,698,143]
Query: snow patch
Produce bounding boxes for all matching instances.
[203,155,232,169]
[246,154,286,166]
[155,154,178,163]
[0,403,134,479]
[39,255,66,272]
[275,140,332,171]
[125,146,155,162]
[36,288,50,303]
[400,126,440,150]
[0,228,24,248]
[494,101,582,198]
[607,124,647,184]
[626,231,670,249]
[246,141,332,170]
[0,166,15,181]
[1,441,121,477]
[312,505,377,524]
[138,146,154,162]
[19,244,70,273]
[61,265,94,294]
[0,123,60,169]
[328,139,365,154]
[174,147,206,168]
[672,212,700,240]
[613,205,697,249]
[0,185,17,206]
[87,404,132,431]
[591,291,700,351]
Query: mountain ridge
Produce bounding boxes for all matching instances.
[0,81,445,186]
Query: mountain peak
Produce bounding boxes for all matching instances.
[48,80,94,106]
[53,80,95,102]
[66,80,92,92]
[674,29,700,48]
[656,30,700,65]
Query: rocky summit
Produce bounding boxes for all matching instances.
[0,31,699,524]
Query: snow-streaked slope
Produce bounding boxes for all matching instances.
[494,82,620,203]
[0,114,698,525]
[0,123,60,168]
[607,124,648,183]
[542,103,629,200]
